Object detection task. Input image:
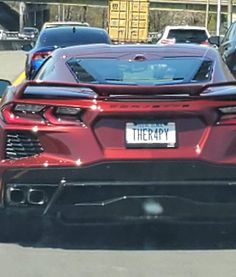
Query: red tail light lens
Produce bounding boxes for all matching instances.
[201,40,209,46]
[1,104,84,126]
[1,104,46,125]
[32,51,51,61]
[160,38,176,45]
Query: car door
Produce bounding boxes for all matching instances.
[219,22,236,73]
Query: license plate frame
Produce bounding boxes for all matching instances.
[125,121,177,148]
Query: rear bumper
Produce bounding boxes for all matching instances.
[3,160,236,224]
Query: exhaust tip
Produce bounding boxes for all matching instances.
[27,189,46,205]
[6,187,26,205]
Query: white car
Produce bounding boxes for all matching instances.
[156,25,210,45]
[0,29,6,40]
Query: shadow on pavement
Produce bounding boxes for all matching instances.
[6,220,236,250]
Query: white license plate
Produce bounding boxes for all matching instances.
[125,122,176,147]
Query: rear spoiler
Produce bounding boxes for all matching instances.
[18,80,236,99]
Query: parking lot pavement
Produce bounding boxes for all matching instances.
[1,244,236,277]
[0,50,26,82]
[1,222,236,277]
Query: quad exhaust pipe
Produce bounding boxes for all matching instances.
[6,186,46,206]
[27,189,46,205]
[6,187,26,205]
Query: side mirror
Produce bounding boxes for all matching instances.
[208,36,221,47]
[155,33,163,42]
[21,43,33,51]
[0,79,11,97]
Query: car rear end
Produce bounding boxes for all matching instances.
[2,45,236,225]
[158,26,210,46]
[26,27,111,79]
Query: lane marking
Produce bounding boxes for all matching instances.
[13,72,25,86]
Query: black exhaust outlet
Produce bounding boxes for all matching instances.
[27,189,46,205]
[6,187,26,205]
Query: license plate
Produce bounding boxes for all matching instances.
[125,122,176,147]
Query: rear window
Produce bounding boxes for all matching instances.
[36,28,111,48]
[23,28,36,33]
[167,29,208,44]
[67,57,213,85]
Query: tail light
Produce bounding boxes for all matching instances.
[32,51,51,61]
[44,106,84,125]
[1,103,84,126]
[159,38,176,45]
[2,104,46,125]
[218,106,236,125]
[201,40,209,46]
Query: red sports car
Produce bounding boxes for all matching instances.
[1,43,236,227]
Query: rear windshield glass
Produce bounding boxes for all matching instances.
[23,28,36,33]
[167,29,208,44]
[67,57,213,85]
[36,29,110,48]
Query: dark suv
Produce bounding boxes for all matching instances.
[209,21,236,77]
[24,26,111,79]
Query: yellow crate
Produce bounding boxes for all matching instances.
[108,0,149,42]
[110,0,127,11]
[130,20,147,28]
[109,28,127,41]
[109,11,127,19]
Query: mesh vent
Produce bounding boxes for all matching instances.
[5,132,43,160]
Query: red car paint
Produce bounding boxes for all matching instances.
[1,44,236,223]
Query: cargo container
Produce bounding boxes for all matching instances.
[108,0,149,43]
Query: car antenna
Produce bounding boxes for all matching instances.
[73,27,76,33]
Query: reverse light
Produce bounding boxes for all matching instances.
[32,51,51,61]
[55,107,82,115]
[218,106,236,125]
[219,106,236,114]
[14,104,45,113]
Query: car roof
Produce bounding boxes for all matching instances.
[53,43,217,60]
[41,26,107,35]
[42,21,90,29]
[164,25,208,30]
[163,25,210,37]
